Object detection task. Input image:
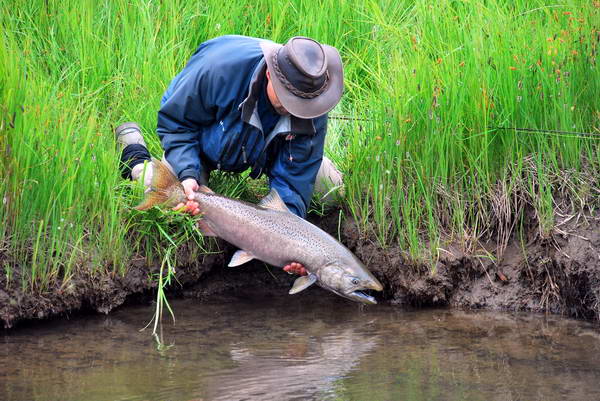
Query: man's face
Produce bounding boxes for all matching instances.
[266,71,290,116]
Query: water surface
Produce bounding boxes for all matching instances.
[2,290,600,400]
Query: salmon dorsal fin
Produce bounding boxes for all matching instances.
[258,188,290,212]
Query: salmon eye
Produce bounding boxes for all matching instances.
[351,278,359,285]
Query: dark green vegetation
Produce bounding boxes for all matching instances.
[1,0,599,322]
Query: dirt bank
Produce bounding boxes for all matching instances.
[2,208,600,328]
[341,210,600,321]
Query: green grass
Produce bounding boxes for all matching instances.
[1,0,599,293]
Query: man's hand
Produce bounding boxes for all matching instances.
[173,178,210,216]
[283,262,308,276]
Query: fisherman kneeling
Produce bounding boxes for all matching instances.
[116,35,344,277]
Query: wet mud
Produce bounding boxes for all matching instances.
[2,207,600,328]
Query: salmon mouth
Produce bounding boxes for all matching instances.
[349,290,377,305]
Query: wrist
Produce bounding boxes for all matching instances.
[179,170,208,187]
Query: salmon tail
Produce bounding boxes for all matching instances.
[134,158,186,211]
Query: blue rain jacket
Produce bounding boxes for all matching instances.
[157,35,327,218]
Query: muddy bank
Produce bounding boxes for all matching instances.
[0,240,297,328]
[342,211,600,321]
[2,208,600,328]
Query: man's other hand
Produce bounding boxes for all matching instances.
[173,178,210,216]
[283,262,308,276]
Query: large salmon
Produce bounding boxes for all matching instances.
[136,160,383,304]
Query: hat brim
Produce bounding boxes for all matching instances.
[260,41,343,120]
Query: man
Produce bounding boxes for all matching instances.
[116,35,344,276]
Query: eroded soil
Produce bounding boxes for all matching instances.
[342,211,600,321]
[2,208,600,328]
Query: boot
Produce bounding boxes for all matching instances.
[314,156,344,205]
[115,122,147,150]
[115,122,151,180]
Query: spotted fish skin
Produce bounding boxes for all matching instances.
[195,191,340,268]
[136,160,383,304]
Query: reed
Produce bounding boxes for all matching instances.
[1,0,598,292]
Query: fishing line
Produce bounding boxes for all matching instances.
[488,126,600,139]
[330,114,600,139]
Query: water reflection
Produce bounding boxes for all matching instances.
[207,327,378,401]
[1,290,600,401]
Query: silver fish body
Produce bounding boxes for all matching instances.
[193,189,383,304]
[137,160,383,304]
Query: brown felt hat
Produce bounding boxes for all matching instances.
[260,37,343,119]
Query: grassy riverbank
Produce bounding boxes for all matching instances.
[1,0,599,303]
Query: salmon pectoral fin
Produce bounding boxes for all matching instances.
[289,273,317,295]
[228,249,256,267]
[197,218,217,237]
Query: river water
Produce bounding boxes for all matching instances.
[2,290,600,401]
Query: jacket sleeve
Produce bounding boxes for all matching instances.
[268,115,327,218]
[157,68,216,184]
